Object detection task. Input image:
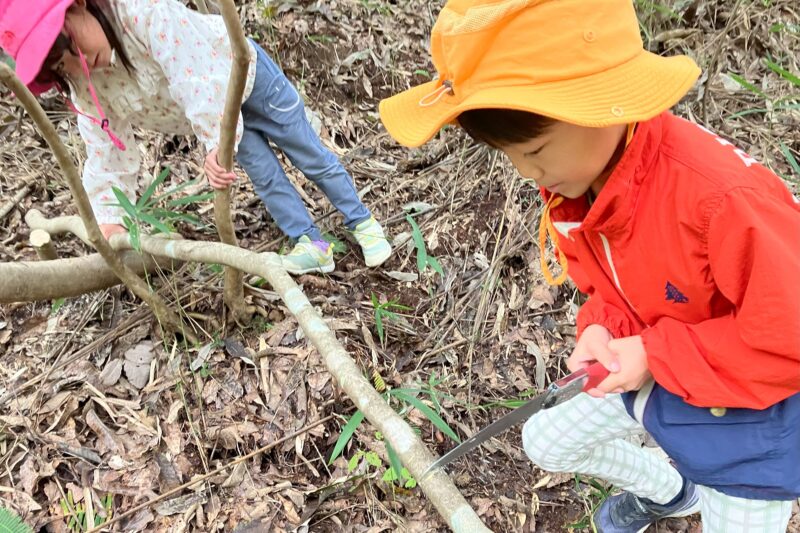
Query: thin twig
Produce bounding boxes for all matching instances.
[86,415,334,533]
[213,0,253,324]
[0,184,31,221]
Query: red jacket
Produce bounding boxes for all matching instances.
[548,112,800,409]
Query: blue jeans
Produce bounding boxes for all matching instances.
[237,44,370,241]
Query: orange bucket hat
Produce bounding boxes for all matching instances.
[379,0,701,148]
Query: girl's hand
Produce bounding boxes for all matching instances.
[591,335,652,396]
[567,324,616,397]
[99,223,127,240]
[204,147,237,190]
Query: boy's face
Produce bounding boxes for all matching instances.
[498,122,628,198]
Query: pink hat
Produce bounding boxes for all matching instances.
[0,0,75,94]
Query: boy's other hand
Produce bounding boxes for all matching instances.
[204,147,237,190]
[593,335,652,396]
[99,223,127,240]
[567,324,617,397]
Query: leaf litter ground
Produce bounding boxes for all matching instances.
[0,0,798,531]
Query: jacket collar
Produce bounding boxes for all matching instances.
[548,112,666,237]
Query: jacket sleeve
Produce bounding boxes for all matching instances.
[134,0,248,152]
[78,113,140,225]
[642,187,800,409]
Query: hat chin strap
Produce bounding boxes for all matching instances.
[63,36,126,151]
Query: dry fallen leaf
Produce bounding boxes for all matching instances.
[124,341,154,389]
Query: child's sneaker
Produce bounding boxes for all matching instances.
[280,236,335,275]
[593,480,700,533]
[352,217,391,267]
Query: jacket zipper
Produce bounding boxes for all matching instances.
[598,233,636,313]
[598,233,655,424]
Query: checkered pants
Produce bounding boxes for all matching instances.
[522,393,794,532]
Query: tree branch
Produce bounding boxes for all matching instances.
[212,0,254,324]
[27,212,491,532]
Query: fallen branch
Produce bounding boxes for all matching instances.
[0,184,32,221]
[28,212,491,532]
[212,0,254,324]
[85,415,334,533]
[0,251,178,303]
[29,229,57,261]
[0,62,192,342]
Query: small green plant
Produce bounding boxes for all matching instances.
[51,297,66,314]
[322,232,349,255]
[370,292,411,345]
[566,474,613,530]
[329,373,459,488]
[0,507,33,533]
[109,167,214,250]
[59,491,114,532]
[406,214,444,277]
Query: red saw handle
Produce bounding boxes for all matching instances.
[582,362,611,392]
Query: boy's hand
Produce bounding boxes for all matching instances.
[204,147,237,190]
[567,324,616,397]
[592,335,652,396]
[99,223,127,240]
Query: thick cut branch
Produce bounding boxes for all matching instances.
[212,0,253,324]
[30,229,58,260]
[0,252,178,303]
[0,62,191,340]
[27,213,490,532]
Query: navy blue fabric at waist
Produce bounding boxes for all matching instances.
[622,385,800,500]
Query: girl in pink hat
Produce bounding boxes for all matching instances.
[0,0,392,274]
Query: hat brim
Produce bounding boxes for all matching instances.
[379,51,701,148]
[14,0,73,92]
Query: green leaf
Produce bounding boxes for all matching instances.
[138,167,170,209]
[165,192,215,206]
[779,142,800,177]
[405,215,428,272]
[364,451,382,468]
[128,223,141,252]
[426,255,444,276]
[0,507,34,533]
[51,297,66,314]
[347,451,363,473]
[328,411,364,465]
[135,210,173,235]
[384,441,404,485]
[765,59,800,88]
[726,72,766,98]
[111,187,138,220]
[391,390,460,443]
[149,178,204,204]
[374,310,385,343]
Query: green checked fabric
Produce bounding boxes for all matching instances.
[522,393,793,532]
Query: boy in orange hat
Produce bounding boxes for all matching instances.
[380,0,800,532]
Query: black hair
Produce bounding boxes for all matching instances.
[35,0,134,91]
[458,108,554,148]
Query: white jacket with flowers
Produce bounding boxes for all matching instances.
[69,0,257,224]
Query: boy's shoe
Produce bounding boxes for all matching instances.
[280,236,335,275]
[352,217,391,267]
[593,480,700,533]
